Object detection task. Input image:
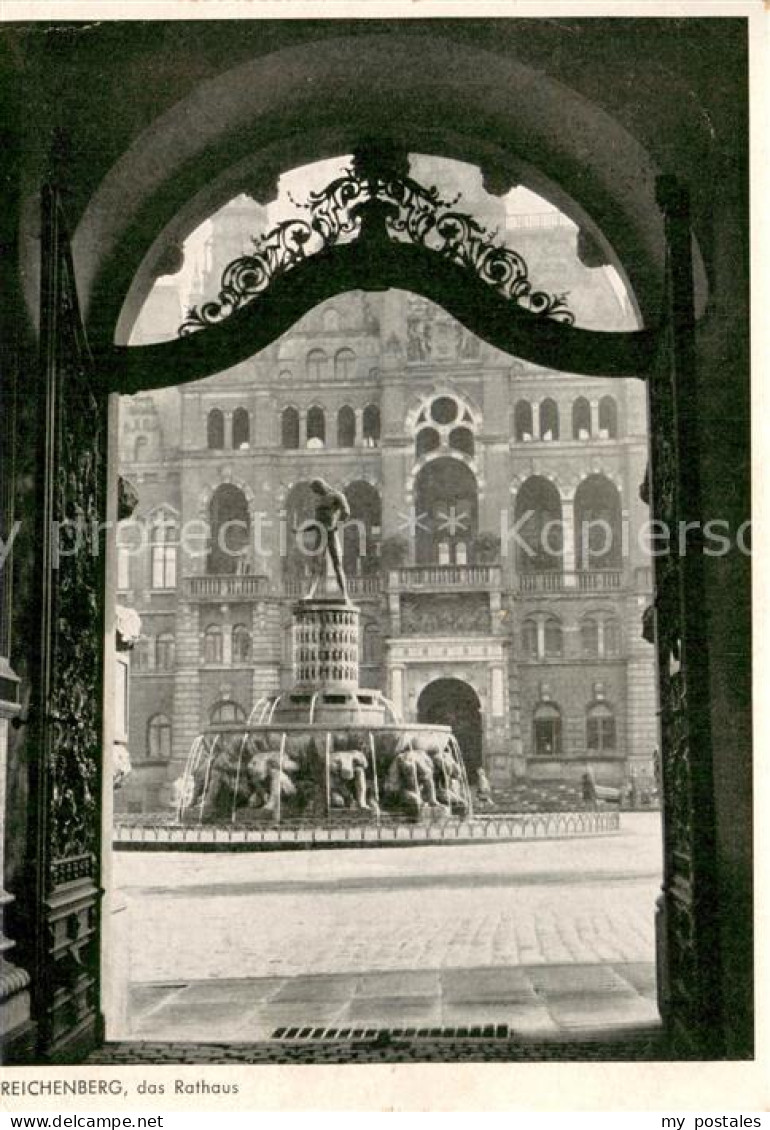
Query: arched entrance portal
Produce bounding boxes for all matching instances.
[20,96,736,1058]
[417,678,483,776]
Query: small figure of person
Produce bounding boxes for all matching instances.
[298,478,351,602]
[581,766,598,811]
[475,766,493,807]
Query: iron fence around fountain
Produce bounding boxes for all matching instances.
[113,808,621,851]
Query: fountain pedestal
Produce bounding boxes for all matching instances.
[293,599,359,691]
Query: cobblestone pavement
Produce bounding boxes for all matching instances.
[112,813,662,1042]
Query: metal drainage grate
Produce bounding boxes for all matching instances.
[272,1024,511,1043]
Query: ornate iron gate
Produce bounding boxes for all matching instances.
[647,177,723,1055]
[30,185,107,1060]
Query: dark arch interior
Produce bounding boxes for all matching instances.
[418,678,483,775]
[514,476,563,572]
[343,481,382,579]
[207,484,250,574]
[574,474,622,570]
[413,457,479,566]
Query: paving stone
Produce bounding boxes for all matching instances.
[356,970,440,998]
[545,992,660,1032]
[271,975,360,1003]
[339,997,443,1026]
[440,966,536,1002]
[175,978,285,1004]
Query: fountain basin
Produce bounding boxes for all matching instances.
[178,721,472,826]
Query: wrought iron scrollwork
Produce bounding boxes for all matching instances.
[180,146,574,335]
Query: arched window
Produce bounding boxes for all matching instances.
[337,405,356,448]
[363,404,381,446]
[232,407,250,448]
[147,714,172,760]
[134,435,149,462]
[306,349,328,381]
[203,625,223,664]
[323,308,340,332]
[514,400,534,441]
[335,348,356,380]
[150,513,177,590]
[543,616,563,658]
[283,481,319,584]
[306,406,326,446]
[533,703,562,756]
[599,395,618,439]
[210,700,246,725]
[581,617,600,657]
[574,474,623,570]
[281,406,300,449]
[513,477,563,573]
[587,702,617,752]
[342,481,382,579]
[155,632,175,670]
[207,408,225,449]
[414,457,478,566]
[232,624,251,663]
[604,617,621,657]
[522,619,539,658]
[431,396,458,425]
[540,398,560,441]
[207,484,250,575]
[572,397,591,439]
[449,426,474,456]
[415,427,440,459]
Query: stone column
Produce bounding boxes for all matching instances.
[390,665,404,716]
[171,600,201,768]
[299,409,307,449]
[531,401,541,441]
[221,610,232,665]
[536,619,546,660]
[223,409,234,450]
[590,398,600,437]
[354,408,364,447]
[491,666,505,717]
[561,494,577,587]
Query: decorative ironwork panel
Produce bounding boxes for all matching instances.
[32,185,106,1058]
[180,143,574,335]
[646,176,722,1054]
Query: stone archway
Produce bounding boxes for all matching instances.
[417,677,483,777]
[9,25,746,1062]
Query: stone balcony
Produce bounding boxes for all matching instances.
[518,569,624,594]
[388,564,503,593]
[183,574,272,600]
[281,576,382,599]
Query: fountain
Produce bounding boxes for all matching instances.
[176,481,473,829]
[177,596,473,828]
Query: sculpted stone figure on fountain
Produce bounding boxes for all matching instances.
[245,741,299,817]
[329,748,378,814]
